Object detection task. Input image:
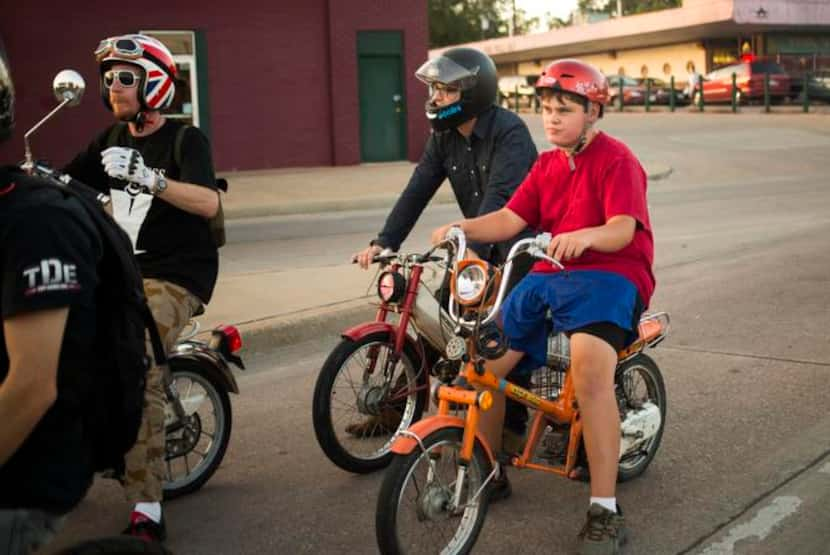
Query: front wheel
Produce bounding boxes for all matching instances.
[615,354,667,482]
[163,360,233,500]
[313,332,429,473]
[376,427,492,555]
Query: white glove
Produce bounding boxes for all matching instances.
[101,146,159,194]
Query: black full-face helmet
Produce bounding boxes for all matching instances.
[415,47,497,131]
[0,38,15,143]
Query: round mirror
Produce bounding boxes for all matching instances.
[52,70,85,106]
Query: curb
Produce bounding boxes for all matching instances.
[231,298,377,356]
[223,164,673,221]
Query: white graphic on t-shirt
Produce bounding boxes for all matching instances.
[110,188,153,254]
[22,258,80,297]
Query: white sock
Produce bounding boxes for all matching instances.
[590,497,617,514]
[133,502,162,523]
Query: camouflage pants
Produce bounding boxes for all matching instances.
[0,509,64,555]
[123,278,201,503]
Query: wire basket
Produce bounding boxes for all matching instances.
[529,366,567,401]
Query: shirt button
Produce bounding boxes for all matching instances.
[452,165,457,171]
[467,147,472,152]
[474,192,479,197]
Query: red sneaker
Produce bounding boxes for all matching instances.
[121,512,167,543]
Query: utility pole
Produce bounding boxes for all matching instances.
[510,0,517,36]
[617,0,623,17]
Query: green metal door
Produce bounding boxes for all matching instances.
[358,32,406,162]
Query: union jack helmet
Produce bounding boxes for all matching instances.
[96,34,177,112]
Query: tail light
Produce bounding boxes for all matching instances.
[211,325,245,369]
[219,325,243,353]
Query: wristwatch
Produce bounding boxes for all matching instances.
[154,173,168,195]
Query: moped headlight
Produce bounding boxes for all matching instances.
[452,261,489,305]
[377,270,406,303]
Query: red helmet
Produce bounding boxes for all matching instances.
[535,59,609,105]
[95,34,177,112]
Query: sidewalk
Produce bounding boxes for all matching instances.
[201,159,673,355]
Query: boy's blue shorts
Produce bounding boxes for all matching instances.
[501,270,643,375]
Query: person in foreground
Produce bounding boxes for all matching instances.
[431,59,655,555]
[0,41,98,554]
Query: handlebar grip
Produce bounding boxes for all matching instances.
[535,232,552,250]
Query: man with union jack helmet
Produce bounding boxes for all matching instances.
[64,33,221,544]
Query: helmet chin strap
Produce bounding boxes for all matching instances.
[133,111,146,133]
[566,121,593,171]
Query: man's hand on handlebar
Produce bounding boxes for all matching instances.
[353,244,383,270]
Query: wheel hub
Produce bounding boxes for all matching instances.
[356,383,388,416]
[417,482,452,522]
[166,413,202,458]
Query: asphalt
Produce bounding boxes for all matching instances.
[203,156,673,356]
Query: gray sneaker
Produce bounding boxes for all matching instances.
[577,503,628,555]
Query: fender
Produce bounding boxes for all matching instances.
[168,341,240,394]
[342,321,398,342]
[390,415,496,465]
[341,322,425,363]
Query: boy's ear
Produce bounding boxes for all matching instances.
[587,101,601,123]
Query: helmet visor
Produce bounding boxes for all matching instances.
[415,56,479,91]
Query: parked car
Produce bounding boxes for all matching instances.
[636,77,690,105]
[792,70,830,103]
[606,75,647,108]
[693,60,790,105]
[498,75,536,109]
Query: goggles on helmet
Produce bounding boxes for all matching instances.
[95,37,144,63]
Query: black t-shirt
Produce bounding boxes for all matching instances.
[0,167,100,514]
[64,120,218,303]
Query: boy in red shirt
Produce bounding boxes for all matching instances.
[431,59,655,555]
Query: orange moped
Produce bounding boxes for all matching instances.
[375,228,669,554]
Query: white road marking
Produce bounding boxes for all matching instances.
[699,496,802,555]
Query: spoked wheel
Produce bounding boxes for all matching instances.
[615,354,667,481]
[376,428,492,555]
[163,361,232,499]
[312,332,429,473]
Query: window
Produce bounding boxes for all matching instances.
[141,30,199,127]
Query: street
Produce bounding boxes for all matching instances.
[48,112,830,554]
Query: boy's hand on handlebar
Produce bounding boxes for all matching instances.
[548,229,593,261]
[353,244,383,269]
[431,223,459,246]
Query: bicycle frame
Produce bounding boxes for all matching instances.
[341,261,432,403]
[390,312,669,487]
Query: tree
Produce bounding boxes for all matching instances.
[429,0,508,48]
[577,0,681,17]
[429,0,542,48]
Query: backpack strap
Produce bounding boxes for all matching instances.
[106,123,127,149]
[173,124,191,170]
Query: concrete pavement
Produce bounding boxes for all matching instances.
[205,156,672,355]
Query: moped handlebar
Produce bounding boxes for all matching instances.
[443,228,564,329]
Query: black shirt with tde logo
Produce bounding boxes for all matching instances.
[0,167,99,514]
[64,119,218,303]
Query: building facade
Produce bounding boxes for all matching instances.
[1,1,429,171]
[433,0,830,88]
